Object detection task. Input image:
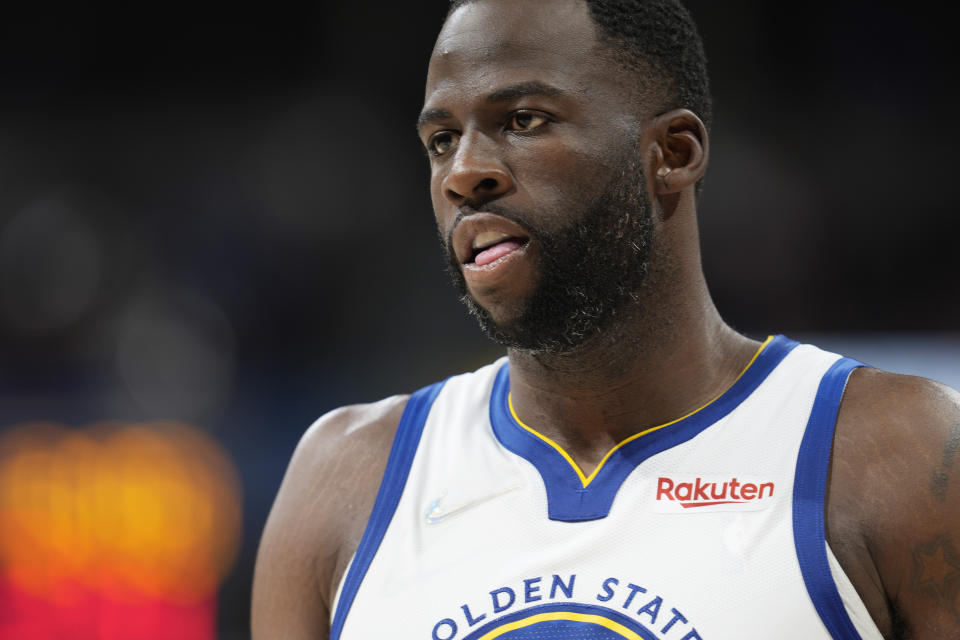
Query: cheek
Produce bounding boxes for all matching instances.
[431,169,446,196]
[510,146,608,227]
[429,173,449,225]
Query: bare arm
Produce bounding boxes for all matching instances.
[251,396,408,640]
[828,368,960,639]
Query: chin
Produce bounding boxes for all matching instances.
[471,308,521,339]
[469,308,574,355]
[463,295,525,343]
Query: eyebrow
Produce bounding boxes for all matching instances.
[485,81,564,103]
[416,81,566,132]
[416,107,454,133]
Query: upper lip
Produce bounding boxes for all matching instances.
[451,212,530,264]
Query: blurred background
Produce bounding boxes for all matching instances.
[0,1,957,638]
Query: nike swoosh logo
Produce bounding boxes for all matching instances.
[424,484,522,524]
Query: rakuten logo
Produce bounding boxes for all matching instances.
[652,475,777,513]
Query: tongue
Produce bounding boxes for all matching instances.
[474,240,523,267]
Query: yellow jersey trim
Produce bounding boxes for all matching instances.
[507,335,775,488]
[476,611,646,640]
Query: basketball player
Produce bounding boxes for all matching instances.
[252,1,960,638]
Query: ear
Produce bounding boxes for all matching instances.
[649,109,708,196]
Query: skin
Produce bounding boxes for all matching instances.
[251,1,960,638]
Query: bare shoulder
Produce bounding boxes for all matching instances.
[251,394,409,640]
[828,367,960,638]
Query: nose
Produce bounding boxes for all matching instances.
[439,133,514,207]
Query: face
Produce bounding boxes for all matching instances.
[419,0,657,353]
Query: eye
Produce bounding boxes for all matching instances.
[428,131,460,156]
[508,111,549,131]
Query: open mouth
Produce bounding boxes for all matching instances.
[467,231,529,267]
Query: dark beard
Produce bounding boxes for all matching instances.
[443,156,654,354]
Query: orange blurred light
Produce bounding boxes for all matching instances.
[0,421,243,638]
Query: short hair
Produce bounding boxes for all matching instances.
[447,0,712,133]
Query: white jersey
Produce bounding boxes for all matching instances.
[330,335,884,639]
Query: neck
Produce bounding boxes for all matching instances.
[506,227,760,477]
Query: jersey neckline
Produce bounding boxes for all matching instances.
[488,334,799,521]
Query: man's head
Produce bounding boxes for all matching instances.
[419,0,710,353]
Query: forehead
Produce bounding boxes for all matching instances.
[425,0,612,103]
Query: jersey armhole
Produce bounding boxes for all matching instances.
[329,379,447,640]
[793,357,870,640]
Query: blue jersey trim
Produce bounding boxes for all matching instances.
[329,379,447,640]
[793,357,866,640]
[489,335,799,522]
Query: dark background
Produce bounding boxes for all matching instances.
[0,2,957,637]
